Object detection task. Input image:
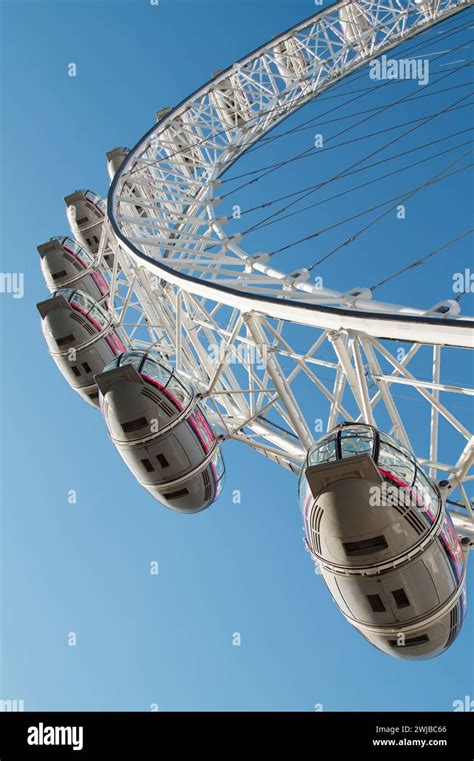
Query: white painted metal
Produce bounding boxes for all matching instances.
[95,0,472,531]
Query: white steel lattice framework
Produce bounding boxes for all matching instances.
[99,0,473,537]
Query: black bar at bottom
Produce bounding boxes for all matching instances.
[0,711,471,758]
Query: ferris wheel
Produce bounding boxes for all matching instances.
[37,0,474,658]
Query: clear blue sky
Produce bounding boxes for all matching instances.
[1,0,473,711]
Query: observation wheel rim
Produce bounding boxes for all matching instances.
[108,0,474,348]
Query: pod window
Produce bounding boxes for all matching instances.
[56,333,75,347]
[343,535,388,557]
[82,362,92,374]
[156,454,169,468]
[392,588,410,608]
[367,594,386,613]
[165,488,189,500]
[389,634,429,648]
[52,270,67,281]
[141,458,154,473]
[71,365,81,378]
[121,417,148,433]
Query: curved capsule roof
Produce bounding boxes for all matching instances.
[54,287,111,331]
[38,237,103,294]
[103,350,194,407]
[299,422,440,519]
[44,237,109,300]
[50,236,95,267]
[72,189,107,215]
[106,148,130,181]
